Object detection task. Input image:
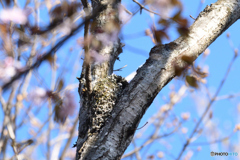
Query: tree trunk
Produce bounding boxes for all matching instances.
[76,0,240,159]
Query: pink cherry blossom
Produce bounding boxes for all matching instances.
[118,4,131,24]
[0,57,22,82]
[59,18,75,36]
[89,49,109,64]
[28,87,48,106]
[146,0,173,18]
[0,8,30,24]
[59,91,76,118]
[181,112,190,120]
[96,32,118,46]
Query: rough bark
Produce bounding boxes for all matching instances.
[76,0,240,159]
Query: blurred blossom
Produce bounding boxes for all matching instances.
[234,124,240,132]
[4,66,16,78]
[17,94,24,102]
[197,146,202,151]
[145,0,173,18]
[28,87,48,106]
[202,65,209,74]
[181,112,190,120]
[77,36,93,47]
[59,18,75,35]
[0,8,30,24]
[4,57,14,66]
[160,105,169,112]
[203,48,210,56]
[89,49,109,64]
[96,32,118,46]
[157,151,164,158]
[59,91,76,118]
[118,4,131,24]
[183,150,193,160]
[234,48,238,57]
[172,118,178,126]
[166,122,172,128]
[181,127,188,134]
[0,57,22,82]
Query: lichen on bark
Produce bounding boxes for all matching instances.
[89,74,128,134]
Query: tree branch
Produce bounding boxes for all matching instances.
[176,51,238,160]
[2,4,107,91]
[75,0,240,159]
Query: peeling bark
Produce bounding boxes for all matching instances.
[76,0,240,159]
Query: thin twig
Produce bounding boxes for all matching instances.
[1,85,18,158]
[190,15,196,20]
[59,116,79,160]
[2,4,107,91]
[47,30,57,160]
[136,122,148,130]
[113,65,127,71]
[189,132,234,146]
[133,0,162,16]
[16,104,33,128]
[176,53,238,160]
[122,124,181,158]
[215,93,240,101]
[0,0,4,8]
[83,10,92,94]
[123,86,187,158]
[132,0,187,26]
[132,141,141,160]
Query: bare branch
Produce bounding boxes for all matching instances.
[2,4,107,91]
[77,1,240,159]
[176,53,238,160]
